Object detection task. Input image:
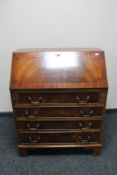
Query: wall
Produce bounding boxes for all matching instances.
[0,0,117,112]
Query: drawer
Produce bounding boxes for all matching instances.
[19,132,100,144]
[15,107,103,118]
[17,120,101,130]
[13,91,105,105]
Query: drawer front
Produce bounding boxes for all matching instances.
[17,120,101,130]
[15,107,103,118]
[19,132,100,144]
[14,91,102,104]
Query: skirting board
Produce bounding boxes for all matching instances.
[0,112,13,117]
[106,108,117,113]
[0,109,117,117]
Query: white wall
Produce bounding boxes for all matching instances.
[0,0,117,112]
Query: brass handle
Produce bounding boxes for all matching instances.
[78,122,93,130]
[25,110,39,119]
[26,123,40,130]
[78,135,91,143]
[80,109,94,117]
[76,95,90,104]
[29,136,40,143]
[28,96,42,105]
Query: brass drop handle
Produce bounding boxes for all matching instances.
[26,123,40,130]
[76,95,90,104]
[78,135,91,143]
[78,122,93,130]
[29,136,40,143]
[28,96,42,105]
[25,110,39,119]
[80,110,94,117]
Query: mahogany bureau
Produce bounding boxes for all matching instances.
[10,48,108,156]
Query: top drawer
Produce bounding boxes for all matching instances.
[12,90,107,105]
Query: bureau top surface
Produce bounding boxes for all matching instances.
[10,48,108,89]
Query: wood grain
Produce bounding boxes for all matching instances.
[10,48,108,89]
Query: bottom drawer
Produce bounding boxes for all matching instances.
[19,132,100,144]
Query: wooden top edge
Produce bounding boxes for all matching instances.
[10,84,108,90]
[13,48,103,53]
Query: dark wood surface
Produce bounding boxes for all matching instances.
[10,48,108,89]
[16,91,100,104]
[15,106,103,118]
[10,48,108,156]
[19,131,101,144]
[17,120,102,130]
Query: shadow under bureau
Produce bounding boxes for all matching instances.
[10,48,108,156]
